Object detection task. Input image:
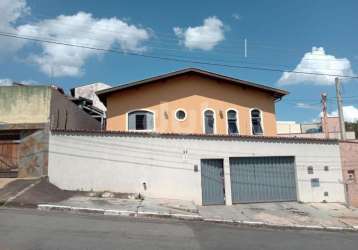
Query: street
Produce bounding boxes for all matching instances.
[0,208,357,250]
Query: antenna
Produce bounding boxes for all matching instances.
[244,38,247,58]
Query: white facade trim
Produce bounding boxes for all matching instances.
[225,108,240,135]
[202,108,217,134]
[125,109,156,132]
[249,107,264,136]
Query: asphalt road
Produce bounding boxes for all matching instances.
[0,208,357,250]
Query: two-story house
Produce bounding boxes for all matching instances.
[97,68,288,136]
[48,68,346,205]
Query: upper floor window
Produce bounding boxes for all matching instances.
[251,109,263,135]
[128,110,154,131]
[227,110,239,135]
[175,109,187,121]
[204,110,215,134]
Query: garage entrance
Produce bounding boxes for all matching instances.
[230,156,297,203]
[201,159,225,205]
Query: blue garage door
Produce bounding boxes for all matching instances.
[230,156,297,203]
[201,159,225,205]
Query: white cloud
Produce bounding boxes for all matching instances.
[0,78,35,86]
[279,47,355,85]
[0,0,29,53]
[16,12,150,77]
[328,106,358,123]
[174,16,225,51]
[232,13,241,20]
[0,79,13,86]
[296,102,320,110]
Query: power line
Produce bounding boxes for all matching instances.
[17,14,354,64]
[26,12,357,62]
[1,31,358,80]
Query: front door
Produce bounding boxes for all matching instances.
[201,159,225,205]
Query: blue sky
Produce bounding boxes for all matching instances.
[1,0,357,122]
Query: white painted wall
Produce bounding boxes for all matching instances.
[277,121,302,134]
[48,132,345,205]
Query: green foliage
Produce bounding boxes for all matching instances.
[346,122,358,138]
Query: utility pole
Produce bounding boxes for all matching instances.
[321,93,329,138]
[335,77,346,140]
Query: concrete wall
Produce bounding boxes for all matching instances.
[0,86,51,124]
[48,131,345,205]
[0,86,100,130]
[50,89,101,130]
[340,140,358,207]
[106,73,278,136]
[325,117,341,133]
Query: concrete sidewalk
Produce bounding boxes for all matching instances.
[199,202,358,230]
[2,179,357,231]
[37,195,358,231]
[41,196,198,217]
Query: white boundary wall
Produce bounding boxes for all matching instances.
[48,131,345,205]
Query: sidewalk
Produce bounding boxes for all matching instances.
[39,196,200,219]
[1,179,358,231]
[198,202,358,230]
[37,194,358,231]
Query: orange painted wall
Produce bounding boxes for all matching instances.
[106,74,278,136]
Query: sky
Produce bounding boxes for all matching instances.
[0,0,357,123]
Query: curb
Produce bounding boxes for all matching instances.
[37,204,358,232]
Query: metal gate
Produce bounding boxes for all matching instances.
[201,159,225,205]
[230,156,297,203]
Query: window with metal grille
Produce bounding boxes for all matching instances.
[348,170,356,181]
[204,110,215,134]
[251,109,263,135]
[311,178,320,187]
[128,111,154,131]
[307,166,314,174]
[227,110,238,135]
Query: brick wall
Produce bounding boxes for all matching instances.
[340,140,358,207]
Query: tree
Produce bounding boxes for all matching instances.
[346,122,358,138]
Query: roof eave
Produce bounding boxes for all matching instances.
[96,68,289,100]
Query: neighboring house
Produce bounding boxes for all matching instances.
[97,68,288,136]
[277,121,302,134]
[340,140,358,207]
[278,117,356,140]
[70,82,111,112]
[0,85,101,177]
[69,82,111,129]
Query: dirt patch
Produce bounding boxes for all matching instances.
[4,178,137,208]
[0,179,38,205]
[7,178,78,208]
